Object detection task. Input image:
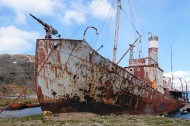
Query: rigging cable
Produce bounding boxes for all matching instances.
[68,1,114,70]
[70,0,103,39]
[92,0,115,48]
[102,15,113,56]
[128,0,141,59]
[122,7,139,35]
[128,0,137,38]
[93,0,114,56]
[132,0,147,58]
[90,0,113,45]
[66,0,114,70]
[100,0,115,55]
[124,0,144,59]
[122,5,142,59]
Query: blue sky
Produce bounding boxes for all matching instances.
[0,0,190,90]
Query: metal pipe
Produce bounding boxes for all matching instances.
[179,78,183,93]
[187,81,190,102]
[96,45,103,52]
[180,78,188,103]
[174,76,188,102]
[83,26,98,40]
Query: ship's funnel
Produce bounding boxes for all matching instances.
[148,36,158,65]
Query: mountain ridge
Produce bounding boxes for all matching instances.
[0,54,35,97]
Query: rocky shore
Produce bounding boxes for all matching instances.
[1,112,190,126]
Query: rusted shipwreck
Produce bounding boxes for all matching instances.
[35,37,187,115]
[33,0,188,115]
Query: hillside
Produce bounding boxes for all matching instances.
[0,54,35,97]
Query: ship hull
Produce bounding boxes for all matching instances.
[35,39,185,114]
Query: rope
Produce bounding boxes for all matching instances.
[132,0,146,58]
[122,8,139,35]
[90,0,114,43]
[128,0,137,38]
[92,0,115,48]
[90,0,112,45]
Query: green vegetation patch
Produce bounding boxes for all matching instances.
[0,99,38,106]
[1,113,190,126]
[20,114,43,121]
[67,119,83,124]
[127,117,137,121]
[108,119,120,123]
[94,120,104,124]
[6,114,43,122]
[100,115,110,119]
[90,118,104,124]
[143,116,190,126]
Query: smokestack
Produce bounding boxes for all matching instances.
[148,36,158,65]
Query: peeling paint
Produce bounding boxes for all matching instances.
[35,39,185,114]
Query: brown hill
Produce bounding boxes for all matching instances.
[0,54,35,97]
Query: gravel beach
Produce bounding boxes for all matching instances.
[1,112,190,126]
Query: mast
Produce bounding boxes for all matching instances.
[113,0,121,63]
[171,46,174,90]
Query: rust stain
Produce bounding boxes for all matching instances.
[35,39,186,115]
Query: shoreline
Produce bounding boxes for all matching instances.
[0,98,38,110]
[1,112,190,126]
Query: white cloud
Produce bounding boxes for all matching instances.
[63,10,86,25]
[0,26,40,54]
[61,0,115,25]
[89,0,115,19]
[61,0,88,25]
[164,71,190,90]
[164,71,190,79]
[0,37,31,54]
[0,0,62,15]
[0,0,114,25]
[0,0,65,24]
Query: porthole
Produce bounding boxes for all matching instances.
[53,41,59,48]
[110,66,115,71]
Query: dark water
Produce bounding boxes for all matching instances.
[0,107,42,118]
[1,107,190,119]
[168,91,190,119]
[168,110,190,119]
[1,91,190,119]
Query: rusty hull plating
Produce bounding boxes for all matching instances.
[35,39,185,114]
